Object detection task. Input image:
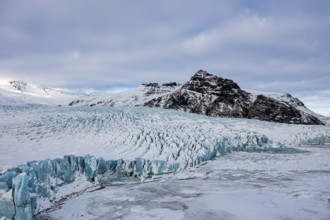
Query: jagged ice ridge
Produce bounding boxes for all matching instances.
[0,105,330,219]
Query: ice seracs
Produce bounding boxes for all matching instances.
[0,105,329,218]
[0,155,189,218]
[13,173,33,220]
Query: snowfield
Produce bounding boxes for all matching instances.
[0,105,330,219]
[0,80,86,106]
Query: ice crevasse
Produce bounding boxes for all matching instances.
[1,106,330,219]
[1,134,330,219]
[0,133,276,219]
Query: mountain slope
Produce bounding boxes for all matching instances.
[68,70,324,125]
[68,82,181,107]
[145,71,251,118]
[144,70,323,125]
[0,80,86,105]
[1,70,327,125]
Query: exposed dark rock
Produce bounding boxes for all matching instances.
[145,70,323,125]
[162,82,180,87]
[142,82,181,88]
[67,69,324,125]
[145,70,251,118]
[68,100,85,106]
[247,95,320,124]
[143,83,180,97]
[9,80,27,91]
[142,83,160,88]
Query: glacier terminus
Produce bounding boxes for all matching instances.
[0,104,329,219]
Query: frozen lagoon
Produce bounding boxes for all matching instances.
[40,145,330,220]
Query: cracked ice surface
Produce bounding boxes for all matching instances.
[1,105,330,219]
[1,105,329,171]
[42,145,330,220]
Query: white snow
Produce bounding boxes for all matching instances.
[1,105,329,172]
[0,79,86,106]
[246,89,330,125]
[0,79,182,110]
[1,104,330,219]
[246,89,291,103]
[69,84,181,107]
[1,78,329,126]
[43,145,330,220]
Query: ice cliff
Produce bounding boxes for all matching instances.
[1,133,330,219]
[1,105,330,219]
[1,133,275,219]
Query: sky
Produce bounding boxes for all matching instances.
[0,0,329,116]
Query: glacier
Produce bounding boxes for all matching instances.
[44,145,330,220]
[0,105,329,219]
[0,134,271,219]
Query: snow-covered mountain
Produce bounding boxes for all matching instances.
[69,70,326,125]
[68,82,181,107]
[0,79,86,106]
[1,70,328,125]
[144,70,324,125]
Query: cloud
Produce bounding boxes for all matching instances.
[182,13,269,53]
[299,90,330,117]
[0,0,329,115]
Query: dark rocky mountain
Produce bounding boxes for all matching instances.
[144,70,323,125]
[67,69,324,125]
[145,70,251,118]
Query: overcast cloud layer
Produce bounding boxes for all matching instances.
[0,0,329,116]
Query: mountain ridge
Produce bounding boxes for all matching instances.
[0,79,86,105]
[0,70,328,125]
[68,69,324,125]
[143,70,323,125]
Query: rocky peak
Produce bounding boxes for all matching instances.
[67,69,325,125]
[193,69,214,77]
[142,83,160,88]
[282,93,305,107]
[183,70,241,94]
[9,80,27,91]
[162,82,180,87]
[142,82,181,88]
[144,70,324,125]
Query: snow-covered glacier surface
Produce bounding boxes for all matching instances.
[44,145,330,220]
[0,105,330,219]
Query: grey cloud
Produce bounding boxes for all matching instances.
[0,0,329,115]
